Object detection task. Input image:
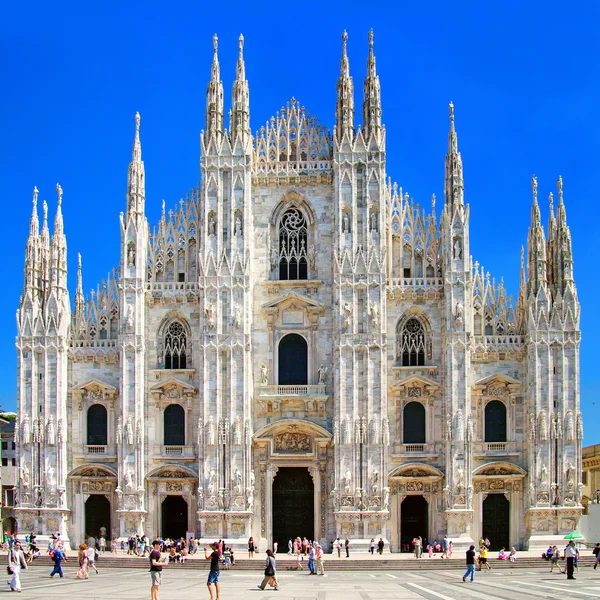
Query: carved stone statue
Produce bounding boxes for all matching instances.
[566,462,576,488]
[342,302,352,329]
[116,417,123,444]
[246,487,254,511]
[232,306,242,329]
[382,486,390,511]
[538,411,548,441]
[344,469,352,494]
[342,212,350,233]
[20,465,29,490]
[125,417,134,445]
[453,237,462,259]
[205,303,215,330]
[124,468,134,494]
[454,410,464,441]
[249,469,255,489]
[234,214,242,236]
[197,417,203,446]
[540,463,549,488]
[46,416,55,446]
[270,247,278,270]
[455,464,464,489]
[208,215,216,236]
[127,245,136,266]
[45,464,55,490]
[207,469,216,495]
[318,364,328,384]
[206,417,215,446]
[371,468,379,494]
[260,363,269,385]
[454,301,464,326]
[308,245,316,270]
[565,411,574,442]
[21,416,31,446]
[126,305,134,330]
[234,468,242,494]
[370,302,379,327]
[528,483,536,506]
[370,211,378,232]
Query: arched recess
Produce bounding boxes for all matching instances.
[156,312,192,369]
[278,333,308,385]
[389,463,444,479]
[403,402,426,444]
[395,310,432,366]
[87,404,108,445]
[485,400,507,442]
[164,404,185,445]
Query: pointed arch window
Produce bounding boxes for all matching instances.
[164,321,187,369]
[399,318,426,366]
[278,208,308,280]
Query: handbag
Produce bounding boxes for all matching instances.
[264,559,275,577]
[7,566,13,575]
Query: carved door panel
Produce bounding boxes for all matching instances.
[400,495,428,551]
[272,467,314,549]
[482,493,509,550]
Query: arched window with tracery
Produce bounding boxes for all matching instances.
[399,318,426,366]
[278,208,308,280]
[164,321,187,369]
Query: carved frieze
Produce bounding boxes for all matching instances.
[275,432,311,452]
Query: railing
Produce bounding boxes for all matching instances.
[473,335,524,346]
[404,444,426,453]
[253,160,332,176]
[160,445,195,457]
[85,445,107,454]
[259,385,326,396]
[388,277,444,289]
[485,442,507,452]
[71,340,117,349]
[147,282,199,293]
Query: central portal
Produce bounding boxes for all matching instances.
[400,495,428,552]
[272,467,314,549]
[161,496,188,540]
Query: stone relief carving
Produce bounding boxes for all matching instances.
[275,432,311,452]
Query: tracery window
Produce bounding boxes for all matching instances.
[399,318,425,366]
[278,208,308,280]
[164,321,187,369]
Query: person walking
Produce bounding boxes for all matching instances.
[248,536,255,558]
[149,540,167,600]
[287,539,293,556]
[344,536,350,558]
[378,537,385,556]
[7,539,28,592]
[549,546,564,573]
[308,543,316,574]
[49,545,66,578]
[316,543,325,576]
[204,541,221,600]
[86,543,99,574]
[479,544,491,570]
[462,544,476,583]
[258,549,279,590]
[593,542,600,569]
[334,538,341,558]
[441,535,449,559]
[565,540,577,580]
[76,544,89,579]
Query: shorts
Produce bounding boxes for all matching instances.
[150,571,162,586]
[207,570,220,584]
[479,557,487,564]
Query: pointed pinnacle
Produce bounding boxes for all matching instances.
[557,175,564,204]
[449,101,455,124]
[341,30,350,76]
[29,186,39,235]
[367,29,376,76]
[33,186,38,208]
[132,112,142,162]
[236,33,245,80]
[211,34,221,81]
[56,182,63,206]
[531,175,538,205]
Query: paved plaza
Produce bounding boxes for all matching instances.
[7,565,600,600]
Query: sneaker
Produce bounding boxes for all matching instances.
[462,577,466,582]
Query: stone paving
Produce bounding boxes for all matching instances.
[7,563,600,599]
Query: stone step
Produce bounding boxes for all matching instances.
[28,555,597,571]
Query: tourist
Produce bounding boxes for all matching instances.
[110,537,117,553]
[273,541,278,554]
[258,549,279,590]
[302,537,308,556]
[248,536,255,558]
[428,542,433,558]
[345,536,350,558]
[288,539,293,555]
[565,540,577,580]
[369,538,375,555]
[441,535,449,559]
[462,544,476,582]
[497,548,507,560]
[205,541,221,600]
[378,537,385,555]
[308,543,316,574]
[86,542,99,574]
[509,547,517,562]
[49,544,66,578]
[76,543,89,579]
[334,537,341,558]
[149,540,168,600]
[223,547,231,570]
[448,540,453,557]
[543,545,553,560]
[295,550,303,570]
[479,544,491,569]
[316,543,325,575]
[7,539,28,592]
[593,542,600,569]
[550,545,564,573]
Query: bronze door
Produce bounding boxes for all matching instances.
[482,493,510,550]
[272,467,314,549]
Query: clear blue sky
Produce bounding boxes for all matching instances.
[1,1,598,442]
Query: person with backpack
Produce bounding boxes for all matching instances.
[593,542,600,569]
[49,545,66,578]
[7,539,28,592]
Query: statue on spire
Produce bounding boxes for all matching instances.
[362,28,381,142]
[335,30,354,142]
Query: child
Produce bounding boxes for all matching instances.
[428,544,433,558]
[498,548,507,560]
[223,547,231,570]
[296,551,303,570]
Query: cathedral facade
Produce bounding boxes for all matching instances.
[14,32,583,551]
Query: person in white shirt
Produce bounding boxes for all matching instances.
[85,545,99,574]
[565,541,577,580]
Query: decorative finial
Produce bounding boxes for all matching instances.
[531,175,538,203]
[342,30,348,45]
[238,33,244,51]
[56,182,63,206]
[32,186,38,207]
[213,33,218,53]
[557,175,563,203]
[449,101,454,122]
[78,252,82,268]
[369,28,374,47]
[42,199,48,222]
[135,111,140,132]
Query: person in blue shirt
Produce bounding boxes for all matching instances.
[50,546,66,578]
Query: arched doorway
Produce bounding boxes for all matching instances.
[3,517,16,535]
[161,496,188,540]
[85,495,111,540]
[272,467,314,549]
[400,495,428,552]
[483,494,509,550]
[278,334,308,385]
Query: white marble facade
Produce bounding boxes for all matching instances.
[14,32,582,551]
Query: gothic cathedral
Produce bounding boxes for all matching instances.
[15,32,582,551]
